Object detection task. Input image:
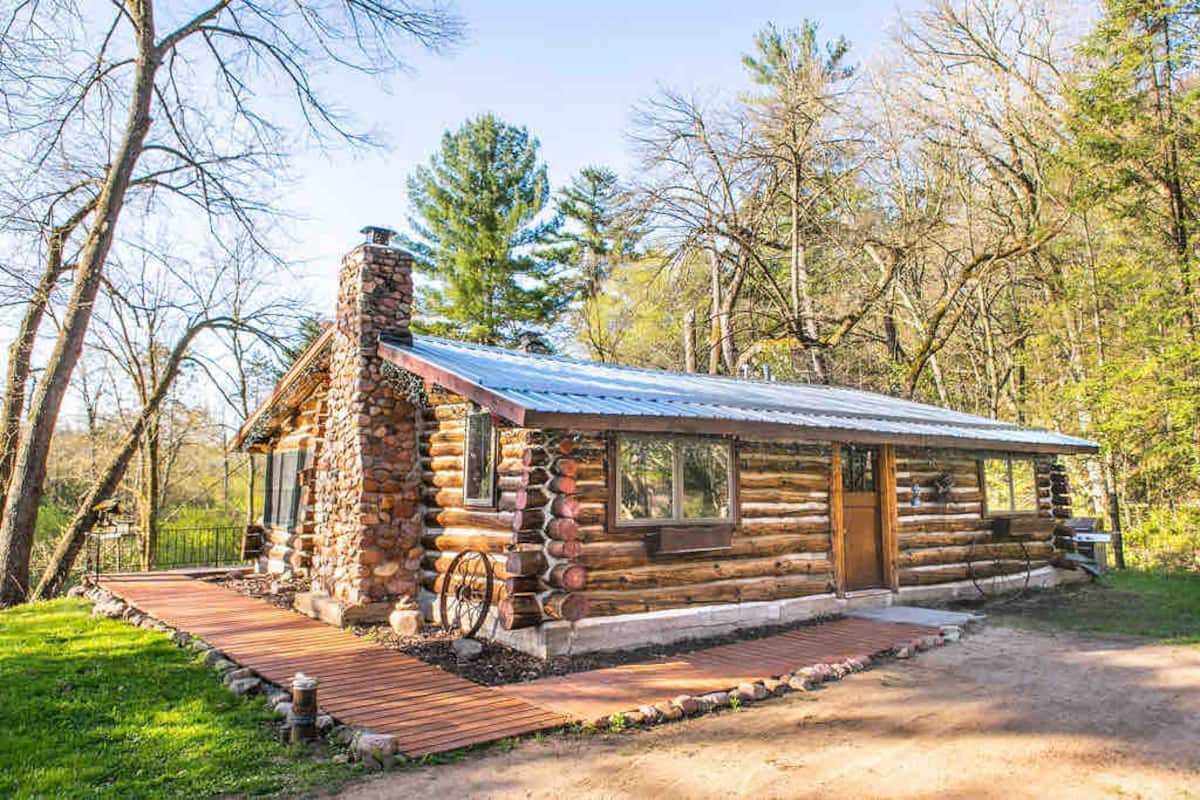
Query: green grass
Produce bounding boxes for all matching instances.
[992,570,1200,644]
[0,599,358,799]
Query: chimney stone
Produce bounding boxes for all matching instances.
[309,237,421,610]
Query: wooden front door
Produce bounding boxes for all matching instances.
[843,445,884,590]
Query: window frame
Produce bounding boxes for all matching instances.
[462,409,498,509]
[979,455,1040,517]
[263,448,307,530]
[611,433,737,529]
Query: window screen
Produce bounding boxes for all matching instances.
[463,411,496,506]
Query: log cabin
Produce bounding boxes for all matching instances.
[231,228,1099,656]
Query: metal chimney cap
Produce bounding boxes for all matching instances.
[360,225,398,246]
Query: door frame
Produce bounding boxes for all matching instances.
[831,443,899,596]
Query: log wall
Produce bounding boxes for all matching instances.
[564,438,835,619]
[893,447,1065,587]
[261,391,326,574]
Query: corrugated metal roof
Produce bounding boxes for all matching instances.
[380,335,1099,453]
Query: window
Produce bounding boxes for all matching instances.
[463,410,496,507]
[263,449,307,529]
[842,445,876,493]
[982,456,1038,515]
[616,435,733,525]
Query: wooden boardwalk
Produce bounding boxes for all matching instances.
[503,616,937,720]
[101,574,936,753]
[100,574,568,756]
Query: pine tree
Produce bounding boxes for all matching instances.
[547,166,642,300]
[404,114,568,345]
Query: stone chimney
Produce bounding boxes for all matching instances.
[308,227,422,616]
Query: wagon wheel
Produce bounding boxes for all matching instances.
[439,549,494,639]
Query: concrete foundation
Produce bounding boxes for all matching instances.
[294,590,392,627]
[422,566,1085,658]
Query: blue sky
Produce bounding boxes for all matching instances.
[285,0,911,300]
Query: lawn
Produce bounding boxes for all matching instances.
[0,599,357,799]
[990,570,1200,644]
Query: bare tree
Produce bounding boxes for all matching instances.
[0,0,462,605]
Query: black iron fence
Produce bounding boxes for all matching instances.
[84,525,246,577]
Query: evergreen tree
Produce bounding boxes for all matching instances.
[404,114,568,345]
[547,166,642,299]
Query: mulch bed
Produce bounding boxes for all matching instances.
[210,571,841,687]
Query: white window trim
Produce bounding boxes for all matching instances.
[614,434,735,527]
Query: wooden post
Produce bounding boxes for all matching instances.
[878,444,900,592]
[830,444,846,597]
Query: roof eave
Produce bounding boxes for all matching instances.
[377,339,528,425]
[520,410,1100,455]
[230,326,335,451]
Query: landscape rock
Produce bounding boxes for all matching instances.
[894,646,912,659]
[700,691,729,707]
[940,625,962,642]
[388,608,422,636]
[223,667,256,685]
[637,704,661,723]
[787,675,812,691]
[672,695,700,715]
[190,639,210,652]
[66,585,87,598]
[451,638,483,661]
[352,733,397,770]
[734,682,766,702]
[272,701,292,720]
[762,678,786,695]
[170,630,192,647]
[623,710,647,725]
[202,649,228,667]
[227,677,262,696]
[653,702,684,721]
[317,714,335,732]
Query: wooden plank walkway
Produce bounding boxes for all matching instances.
[101,573,937,753]
[99,574,569,756]
[503,616,937,721]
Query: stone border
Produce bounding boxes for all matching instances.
[582,621,971,731]
[72,583,975,767]
[73,584,399,770]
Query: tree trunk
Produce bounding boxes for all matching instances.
[0,19,162,605]
[683,309,696,372]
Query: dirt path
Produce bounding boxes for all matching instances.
[334,623,1200,799]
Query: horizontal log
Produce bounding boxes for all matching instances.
[427,428,465,445]
[498,594,542,629]
[739,501,828,518]
[423,455,461,472]
[547,539,583,559]
[736,516,830,535]
[898,516,986,532]
[421,550,510,577]
[423,470,462,489]
[546,518,581,541]
[497,474,530,492]
[420,441,463,457]
[737,473,831,493]
[572,462,603,482]
[551,495,581,519]
[421,528,513,553]
[547,562,588,591]
[583,573,833,617]
[505,549,547,577]
[419,569,505,605]
[542,592,589,622]
[737,455,830,472]
[897,502,983,517]
[575,532,830,570]
[586,553,833,591]
[738,487,829,504]
[899,530,991,550]
[899,559,1048,586]
[897,541,1054,568]
[423,508,514,531]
